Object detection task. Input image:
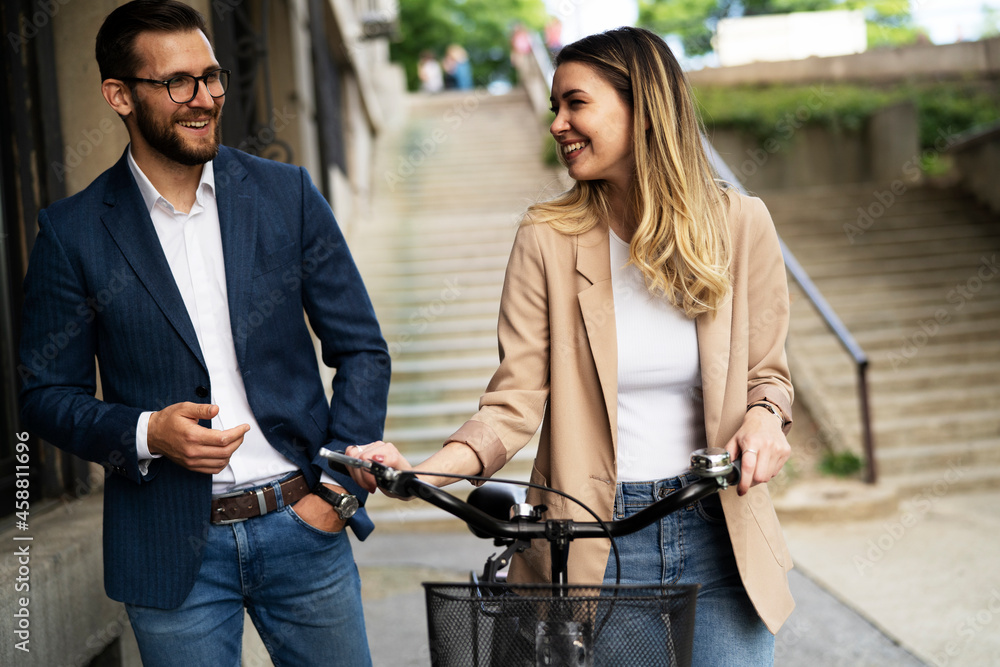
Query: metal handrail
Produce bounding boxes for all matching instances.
[519,38,876,483]
[703,139,876,483]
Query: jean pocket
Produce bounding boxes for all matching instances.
[695,494,726,525]
[284,505,344,537]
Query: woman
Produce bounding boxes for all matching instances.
[351,27,794,665]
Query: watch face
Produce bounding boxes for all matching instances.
[336,494,359,519]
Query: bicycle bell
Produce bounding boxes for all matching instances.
[689,447,733,478]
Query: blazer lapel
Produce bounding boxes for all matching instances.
[100,152,205,369]
[214,148,256,369]
[575,224,618,449]
[696,300,732,448]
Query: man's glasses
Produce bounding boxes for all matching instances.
[117,68,230,105]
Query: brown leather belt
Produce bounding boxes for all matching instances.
[210,473,312,524]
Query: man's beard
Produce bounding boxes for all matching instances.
[133,94,222,166]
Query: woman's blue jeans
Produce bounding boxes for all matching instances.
[125,476,372,667]
[600,475,774,667]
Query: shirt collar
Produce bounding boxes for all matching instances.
[126,145,217,215]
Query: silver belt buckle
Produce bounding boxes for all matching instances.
[212,487,269,524]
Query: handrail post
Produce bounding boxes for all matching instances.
[858,362,877,484]
[703,137,878,484]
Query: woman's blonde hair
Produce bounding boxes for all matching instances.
[530,27,731,316]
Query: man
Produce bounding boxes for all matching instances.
[18,2,389,664]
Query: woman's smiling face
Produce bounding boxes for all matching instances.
[550,61,635,193]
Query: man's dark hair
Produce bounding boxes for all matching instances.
[95,0,209,81]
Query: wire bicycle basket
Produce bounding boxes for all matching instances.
[319,447,739,667]
[424,581,699,667]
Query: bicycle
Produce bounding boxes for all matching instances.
[323,447,741,667]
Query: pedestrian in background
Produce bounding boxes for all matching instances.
[418,50,444,93]
[443,44,473,90]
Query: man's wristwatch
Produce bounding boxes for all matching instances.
[313,485,359,520]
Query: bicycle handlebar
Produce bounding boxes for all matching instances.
[321,447,741,543]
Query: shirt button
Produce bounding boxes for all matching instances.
[195,385,210,398]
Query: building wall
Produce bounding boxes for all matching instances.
[689,36,1000,87]
[715,10,867,67]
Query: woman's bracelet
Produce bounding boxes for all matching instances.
[747,401,786,427]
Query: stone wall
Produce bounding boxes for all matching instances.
[0,494,141,667]
[708,102,921,191]
[949,124,1000,214]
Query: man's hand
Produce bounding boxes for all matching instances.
[147,402,249,474]
[292,484,348,533]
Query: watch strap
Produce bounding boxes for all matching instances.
[747,401,786,426]
[313,485,359,519]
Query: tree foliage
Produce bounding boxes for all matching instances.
[391,0,548,91]
[982,6,1000,39]
[638,0,922,57]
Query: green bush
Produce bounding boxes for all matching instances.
[818,449,864,477]
[693,82,1000,156]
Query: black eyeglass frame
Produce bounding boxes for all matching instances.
[114,68,231,104]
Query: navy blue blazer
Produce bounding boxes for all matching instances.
[18,147,391,609]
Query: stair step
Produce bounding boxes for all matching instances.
[388,376,490,400]
[876,437,1000,475]
[770,178,1000,490]
[885,463,1000,497]
[362,93,1000,495]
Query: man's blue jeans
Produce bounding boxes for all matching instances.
[601,475,774,667]
[125,477,372,667]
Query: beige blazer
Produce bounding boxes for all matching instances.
[448,191,795,633]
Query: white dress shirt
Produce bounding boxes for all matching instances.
[609,229,707,482]
[127,148,305,494]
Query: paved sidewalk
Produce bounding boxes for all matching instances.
[780,486,1000,667]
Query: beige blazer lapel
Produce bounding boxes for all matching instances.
[575,224,618,451]
[697,299,733,449]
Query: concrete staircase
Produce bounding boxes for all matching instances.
[350,89,563,475]
[349,90,999,503]
[763,182,1000,494]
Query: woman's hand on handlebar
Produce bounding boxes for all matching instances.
[345,441,412,495]
[724,407,791,496]
[346,440,485,496]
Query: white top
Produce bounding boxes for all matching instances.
[127,148,312,494]
[609,229,706,482]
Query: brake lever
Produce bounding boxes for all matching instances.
[319,447,373,471]
[318,447,413,497]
